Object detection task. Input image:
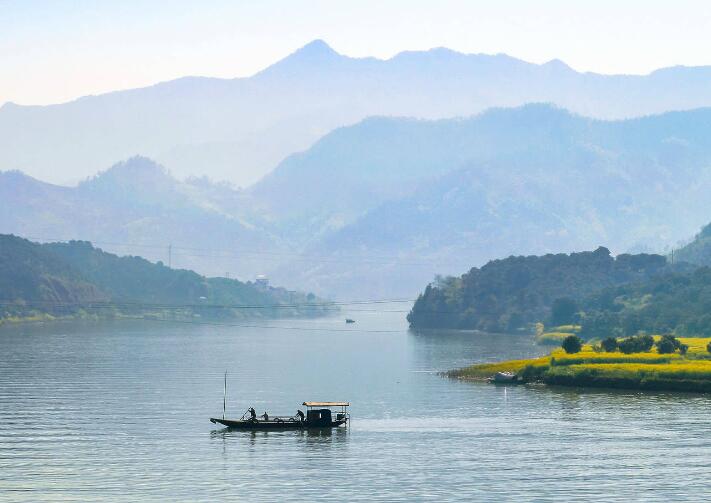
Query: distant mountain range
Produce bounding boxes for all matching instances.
[4,40,711,185]
[262,104,711,297]
[0,157,280,279]
[5,105,711,298]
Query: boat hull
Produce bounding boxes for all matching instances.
[488,371,519,384]
[210,418,346,430]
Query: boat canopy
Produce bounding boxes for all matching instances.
[303,402,349,407]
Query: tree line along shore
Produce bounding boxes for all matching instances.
[0,234,329,325]
[405,230,711,392]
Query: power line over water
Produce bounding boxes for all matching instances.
[22,235,475,268]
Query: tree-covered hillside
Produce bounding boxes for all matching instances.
[0,234,325,322]
[0,235,107,311]
[578,266,711,338]
[675,223,711,266]
[407,247,667,332]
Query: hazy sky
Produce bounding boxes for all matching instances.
[3,0,711,105]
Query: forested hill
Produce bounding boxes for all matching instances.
[407,247,668,332]
[0,235,107,307]
[675,222,711,266]
[0,234,325,322]
[578,266,711,338]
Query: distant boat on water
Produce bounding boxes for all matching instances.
[345,318,356,324]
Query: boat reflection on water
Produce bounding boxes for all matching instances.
[210,422,350,453]
[211,426,349,440]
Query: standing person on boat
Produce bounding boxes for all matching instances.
[248,407,257,421]
[261,411,269,421]
[296,410,305,422]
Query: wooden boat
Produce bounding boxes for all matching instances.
[210,402,350,430]
[210,374,350,430]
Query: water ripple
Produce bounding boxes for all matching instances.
[2,317,711,501]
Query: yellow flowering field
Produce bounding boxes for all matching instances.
[550,349,679,366]
[450,337,711,392]
[567,361,711,380]
[448,356,549,379]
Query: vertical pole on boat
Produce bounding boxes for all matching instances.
[223,371,227,420]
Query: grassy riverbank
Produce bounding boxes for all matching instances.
[535,324,581,345]
[0,304,327,328]
[0,310,172,327]
[449,337,711,393]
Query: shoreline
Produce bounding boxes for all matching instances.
[0,307,338,329]
[448,337,711,394]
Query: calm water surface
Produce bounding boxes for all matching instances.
[2,308,711,502]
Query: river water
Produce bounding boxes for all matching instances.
[2,307,711,502]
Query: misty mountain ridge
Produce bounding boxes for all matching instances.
[256,103,711,237]
[5,40,711,185]
[6,104,711,298]
[0,157,281,279]
[262,104,711,297]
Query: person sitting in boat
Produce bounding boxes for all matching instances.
[261,412,269,421]
[296,410,305,422]
[248,407,256,421]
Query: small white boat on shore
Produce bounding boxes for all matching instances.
[489,371,518,384]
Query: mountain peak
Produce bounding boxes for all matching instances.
[79,156,175,191]
[0,169,53,191]
[543,58,573,72]
[0,169,34,182]
[294,39,338,58]
[256,39,343,78]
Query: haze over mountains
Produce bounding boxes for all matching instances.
[4,40,711,186]
[5,104,711,298]
[0,157,280,279]
[264,104,711,296]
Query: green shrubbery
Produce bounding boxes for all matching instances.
[617,334,654,354]
[519,362,550,381]
[561,335,583,354]
[601,337,618,352]
[656,334,688,355]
